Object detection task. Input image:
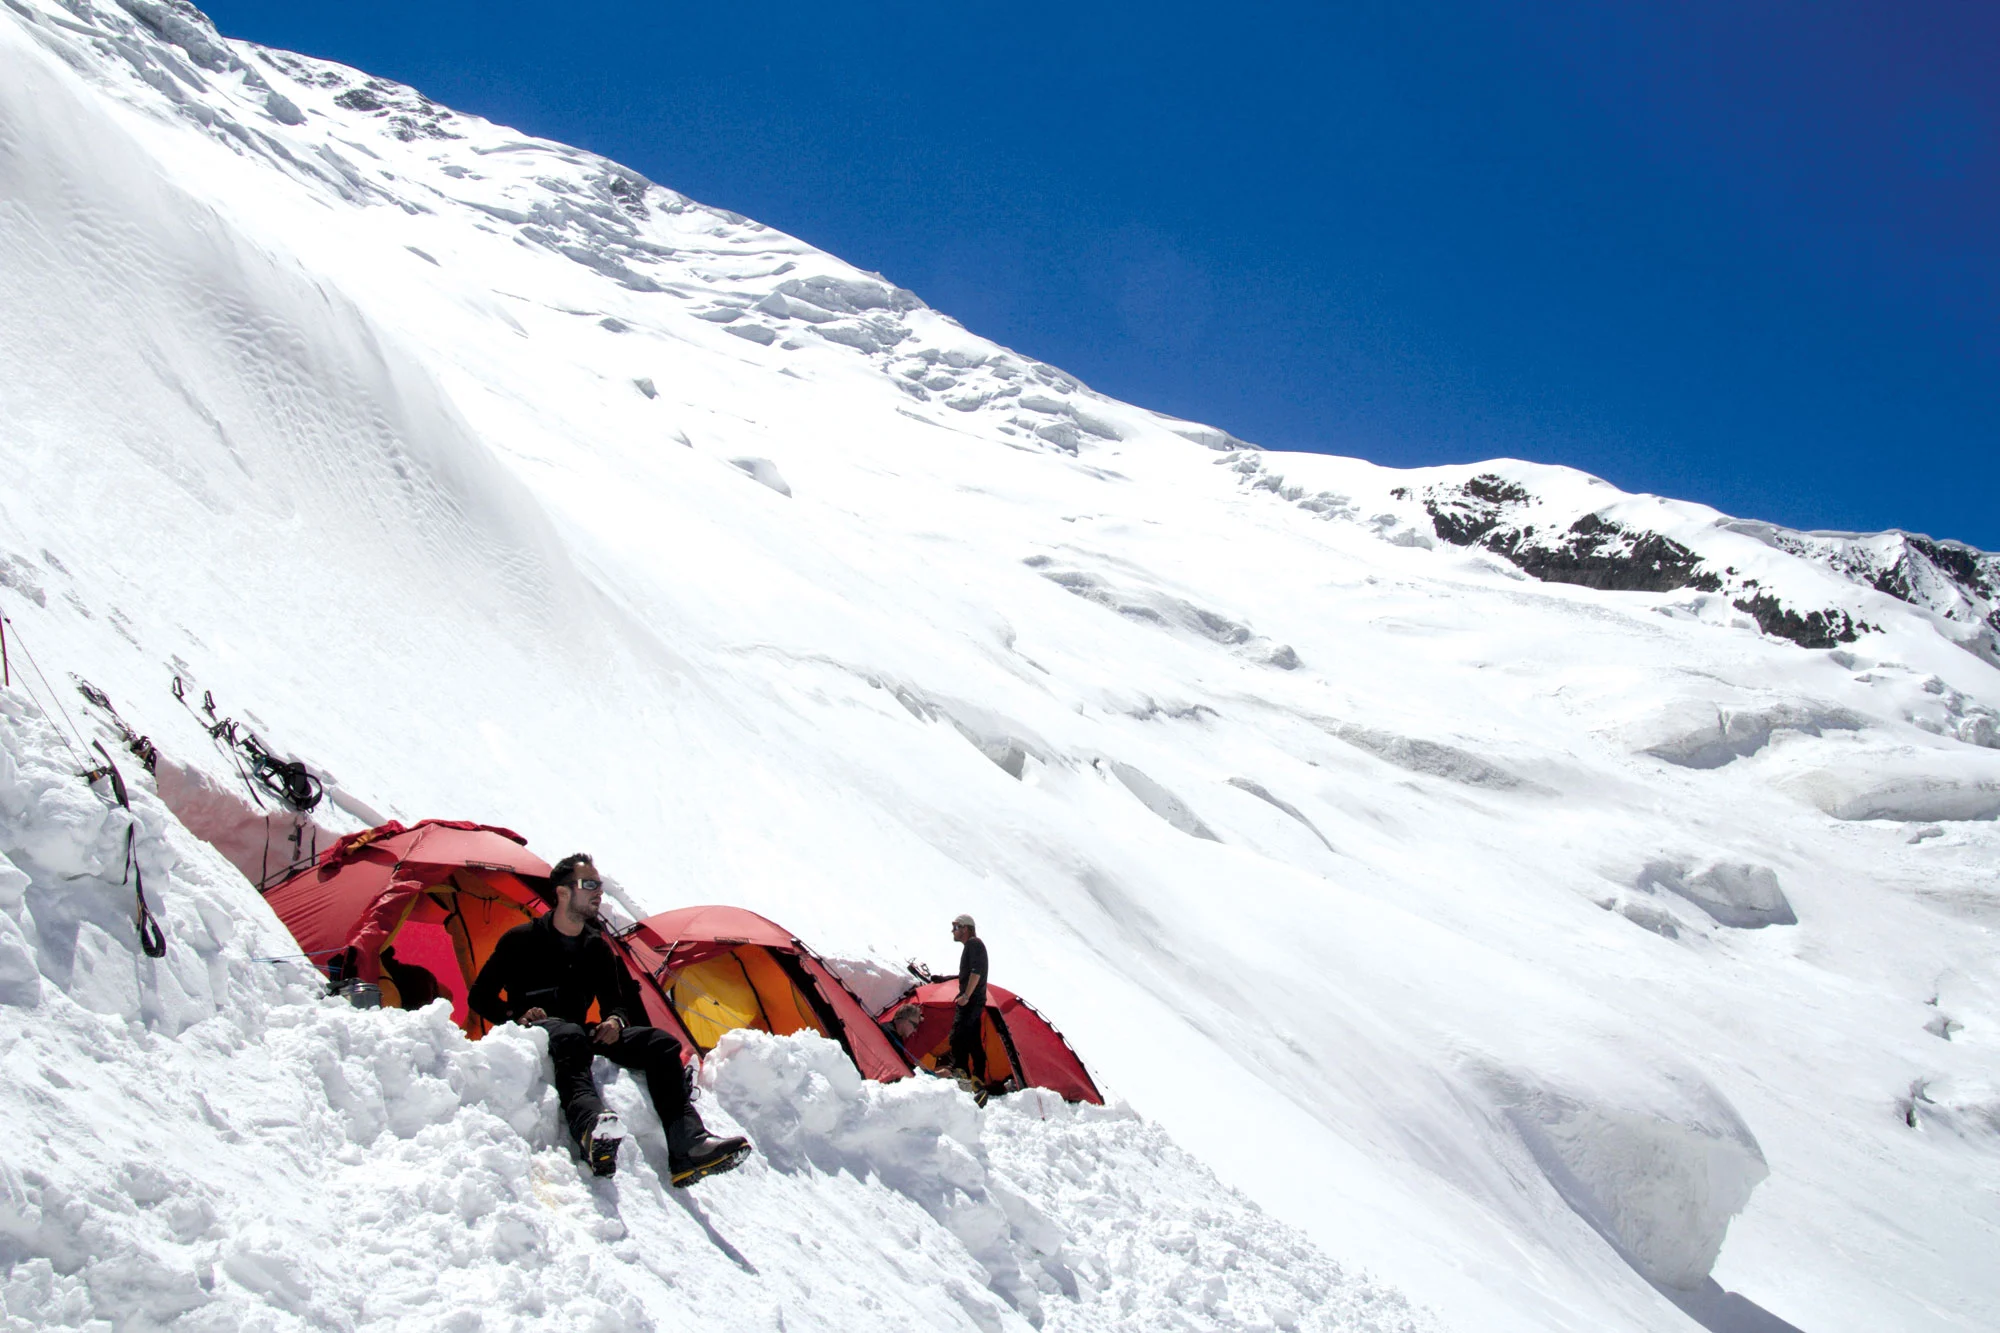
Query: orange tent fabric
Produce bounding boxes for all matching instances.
[264,820,571,1038]
[264,820,549,962]
[621,905,912,1083]
[883,982,1103,1104]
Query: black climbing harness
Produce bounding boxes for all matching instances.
[240,731,324,814]
[170,678,328,891]
[170,676,324,814]
[83,740,167,960]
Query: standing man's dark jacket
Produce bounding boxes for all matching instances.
[469,914,639,1029]
[957,936,989,1014]
[951,934,990,1082]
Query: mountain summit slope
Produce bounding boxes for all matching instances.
[1,3,1996,1331]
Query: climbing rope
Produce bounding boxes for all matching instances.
[0,605,93,771]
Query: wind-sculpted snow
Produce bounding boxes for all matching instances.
[1226,778,1339,854]
[981,1097,1434,1333]
[1635,861,1797,930]
[1326,724,1549,794]
[1025,557,1302,670]
[1485,1066,1770,1292]
[3,1,1999,1329]
[1636,701,1868,769]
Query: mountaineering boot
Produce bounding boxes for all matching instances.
[582,1111,625,1178]
[936,1060,987,1104]
[666,1109,750,1188]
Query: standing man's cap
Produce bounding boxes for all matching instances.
[952,913,976,930]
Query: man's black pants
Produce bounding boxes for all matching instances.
[539,1020,689,1146]
[948,1005,987,1082]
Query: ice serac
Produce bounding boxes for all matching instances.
[1642,861,1797,930]
[1490,1067,1770,1293]
[1636,701,1866,769]
[0,2,1997,1331]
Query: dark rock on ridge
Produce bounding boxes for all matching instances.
[1729,594,1871,650]
[1408,476,1717,595]
[1406,475,1887,651]
[1492,514,1722,595]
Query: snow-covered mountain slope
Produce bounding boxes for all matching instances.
[1,2,1996,1330]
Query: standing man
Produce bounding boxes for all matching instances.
[470,853,749,1185]
[948,913,989,1089]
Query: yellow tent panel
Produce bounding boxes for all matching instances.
[670,946,832,1050]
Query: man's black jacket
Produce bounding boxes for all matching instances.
[469,914,642,1029]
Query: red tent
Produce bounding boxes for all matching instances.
[619,905,912,1083]
[267,830,905,1082]
[882,982,1103,1104]
[264,819,561,1035]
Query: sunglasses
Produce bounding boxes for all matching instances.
[571,877,604,892]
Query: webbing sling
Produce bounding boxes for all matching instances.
[88,741,167,959]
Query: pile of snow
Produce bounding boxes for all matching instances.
[2,2,1998,1329]
[707,1029,1433,1332]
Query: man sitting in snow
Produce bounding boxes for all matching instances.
[469,854,749,1184]
[947,913,989,1093]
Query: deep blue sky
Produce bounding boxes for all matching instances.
[202,1,1999,547]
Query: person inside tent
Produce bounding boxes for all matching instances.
[469,853,750,1185]
[880,1003,924,1064]
[377,945,439,1010]
[947,913,989,1089]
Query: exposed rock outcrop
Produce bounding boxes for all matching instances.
[1399,475,1888,650]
